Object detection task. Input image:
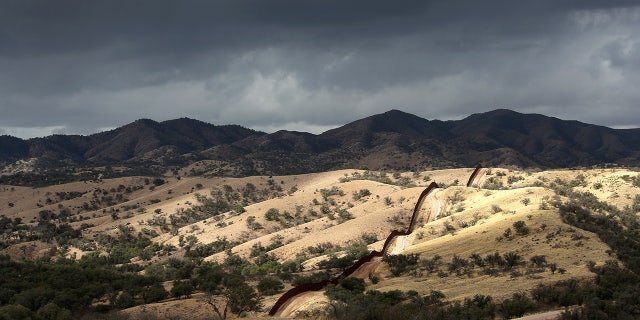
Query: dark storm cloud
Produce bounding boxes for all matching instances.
[1,0,639,138]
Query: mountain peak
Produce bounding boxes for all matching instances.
[2,110,640,173]
[131,118,159,125]
[380,109,415,117]
[465,108,522,120]
[346,109,431,130]
[161,117,208,126]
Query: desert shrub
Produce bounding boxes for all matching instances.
[367,290,408,306]
[315,288,519,320]
[570,175,587,188]
[245,216,262,231]
[447,190,465,204]
[352,189,371,200]
[337,208,353,222]
[513,221,530,235]
[422,255,443,274]
[257,278,284,295]
[631,195,640,213]
[346,241,369,259]
[340,277,366,294]
[501,227,512,240]
[318,242,368,272]
[531,278,591,307]
[185,237,237,259]
[383,253,420,276]
[529,255,547,268]
[499,292,535,318]
[142,283,169,303]
[484,252,506,268]
[632,175,640,187]
[470,253,485,268]
[442,221,456,235]
[317,254,356,271]
[483,177,504,189]
[292,272,330,286]
[558,202,640,273]
[503,252,524,270]
[320,187,345,201]
[457,295,496,319]
[361,232,378,244]
[264,208,280,221]
[507,175,524,184]
[448,255,470,273]
[308,242,335,255]
[459,220,474,229]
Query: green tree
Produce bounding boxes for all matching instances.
[13,287,55,311]
[207,280,262,320]
[264,208,280,221]
[499,292,535,318]
[256,278,284,296]
[36,303,73,320]
[227,282,262,314]
[382,253,420,276]
[115,291,135,309]
[339,277,365,294]
[0,305,33,320]
[170,280,194,299]
[142,283,168,303]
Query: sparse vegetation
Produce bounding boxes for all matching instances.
[513,220,530,236]
[360,232,378,244]
[383,253,420,276]
[352,189,371,200]
[1,166,639,319]
[339,170,417,187]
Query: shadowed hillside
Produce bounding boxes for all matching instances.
[2,109,640,186]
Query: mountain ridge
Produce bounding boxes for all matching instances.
[1,109,639,178]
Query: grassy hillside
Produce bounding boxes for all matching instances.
[0,167,639,319]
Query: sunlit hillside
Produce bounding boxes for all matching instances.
[1,167,639,319]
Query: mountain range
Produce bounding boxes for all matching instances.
[1,109,639,177]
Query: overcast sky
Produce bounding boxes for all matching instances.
[1,1,639,138]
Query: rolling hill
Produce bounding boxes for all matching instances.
[1,165,639,319]
[2,110,640,183]
[1,109,640,319]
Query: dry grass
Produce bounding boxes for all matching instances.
[1,167,637,319]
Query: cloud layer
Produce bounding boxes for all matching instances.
[1,1,639,138]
